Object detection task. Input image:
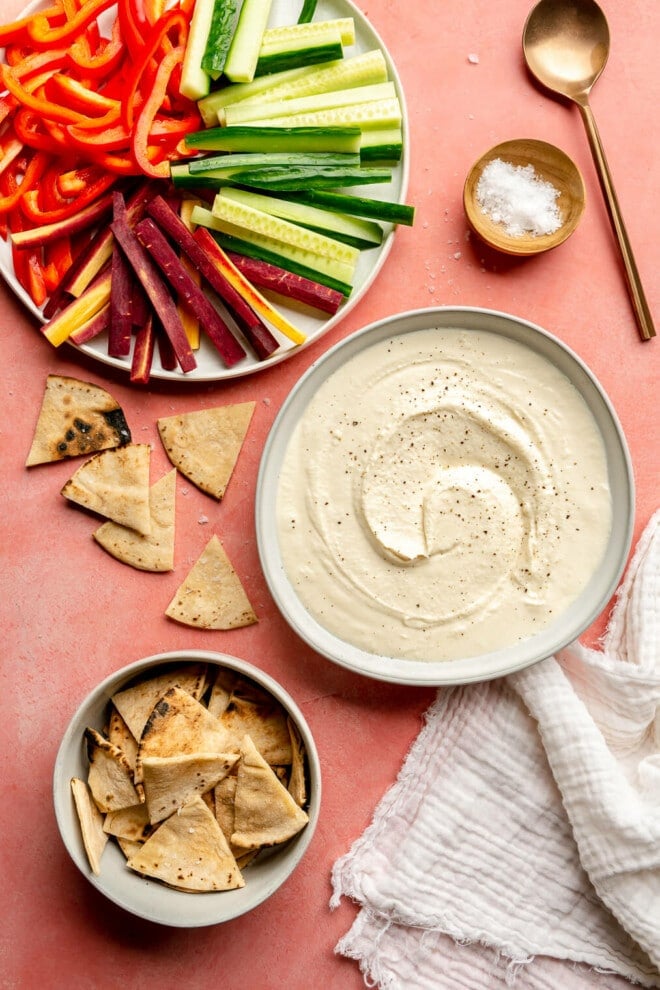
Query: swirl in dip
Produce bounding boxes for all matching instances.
[276,327,612,662]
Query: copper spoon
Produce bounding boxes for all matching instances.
[522,0,655,340]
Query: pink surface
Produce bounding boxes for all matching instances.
[2,1,658,987]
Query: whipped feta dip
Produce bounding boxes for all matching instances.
[276,327,612,662]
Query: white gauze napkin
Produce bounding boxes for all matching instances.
[331,510,660,989]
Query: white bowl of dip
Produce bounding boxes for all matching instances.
[256,307,633,685]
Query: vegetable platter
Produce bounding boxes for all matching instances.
[0,0,411,382]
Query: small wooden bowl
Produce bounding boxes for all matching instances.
[463,138,586,256]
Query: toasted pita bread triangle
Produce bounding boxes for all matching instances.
[165,535,257,630]
[85,727,142,813]
[61,443,152,535]
[231,735,309,850]
[103,802,152,841]
[111,663,208,742]
[215,682,292,765]
[71,777,108,875]
[135,685,229,784]
[26,374,131,466]
[93,468,176,572]
[126,794,245,891]
[287,717,307,807]
[117,836,143,861]
[142,752,239,824]
[158,401,255,500]
[106,708,138,772]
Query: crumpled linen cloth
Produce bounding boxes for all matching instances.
[331,510,660,989]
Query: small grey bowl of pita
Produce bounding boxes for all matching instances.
[54,650,320,927]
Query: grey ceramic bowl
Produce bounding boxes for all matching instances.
[256,306,634,686]
[53,650,321,927]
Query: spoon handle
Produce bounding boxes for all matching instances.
[578,101,655,341]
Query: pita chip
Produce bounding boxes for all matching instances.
[26,374,131,466]
[106,709,138,772]
[85,727,142,813]
[165,535,257,630]
[116,836,143,861]
[231,735,309,850]
[71,777,108,875]
[61,443,152,535]
[111,663,208,742]
[93,468,176,572]
[287,717,307,808]
[141,752,238,824]
[103,801,152,841]
[126,795,245,891]
[157,401,255,500]
[216,681,292,765]
[135,686,229,783]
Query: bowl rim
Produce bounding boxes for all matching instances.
[53,649,322,928]
[463,137,586,256]
[256,305,634,686]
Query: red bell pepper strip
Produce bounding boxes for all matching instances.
[20,175,116,225]
[0,65,86,125]
[0,138,23,179]
[122,8,188,131]
[132,45,185,179]
[0,6,65,47]
[66,18,124,80]
[45,75,121,118]
[11,188,115,248]
[12,48,69,82]
[13,109,67,154]
[0,150,48,215]
[27,0,116,51]
[117,0,146,60]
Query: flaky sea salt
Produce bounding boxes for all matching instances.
[476,158,562,237]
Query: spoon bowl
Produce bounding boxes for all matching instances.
[522,0,655,340]
[464,138,586,256]
[523,0,609,100]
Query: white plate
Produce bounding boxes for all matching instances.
[256,306,634,686]
[0,0,409,381]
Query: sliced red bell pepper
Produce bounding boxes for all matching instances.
[66,18,124,80]
[27,0,116,51]
[45,75,120,118]
[0,5,65,47]
[132,45,185,179]
[0,150,48,215]
[13,109,66,154]
[12,48,69,82]
[0,65,86,125]
[117,0,147,60]
[122,8,188,131]
[21,173,116,225]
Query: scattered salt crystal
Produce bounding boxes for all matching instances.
[453,251,462,260]
[476,158,562,237]
[468,53,480,64]
[199,514,209,525]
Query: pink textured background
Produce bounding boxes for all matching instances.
[1,1,658,987]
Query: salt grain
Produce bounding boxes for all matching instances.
[476,158,562,237]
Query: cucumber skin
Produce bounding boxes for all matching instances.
[220,186,384,249]
[255,41,343,77]
[197,50,388,121]
[185,125,362,155]
[201,0,238,79]
[293,189,415,226]
[209,232,353,296]
[188,152,361,174]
